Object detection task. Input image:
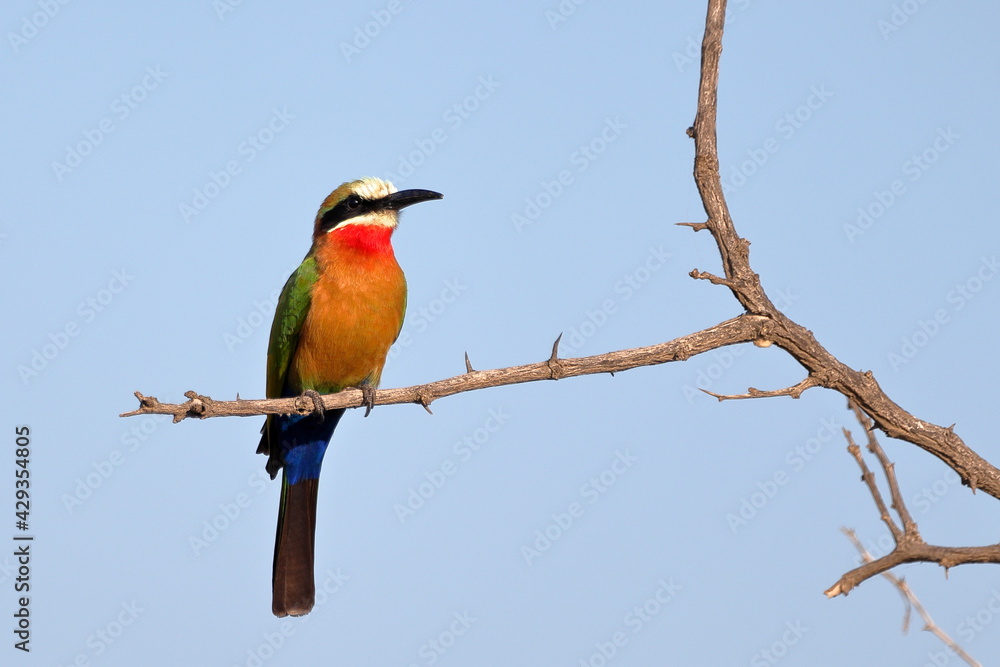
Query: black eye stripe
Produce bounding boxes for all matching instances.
[319,194,378,231]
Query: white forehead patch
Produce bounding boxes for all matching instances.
[353,177,397,201]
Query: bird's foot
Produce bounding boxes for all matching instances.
[302,389,325,422]
[358,385,377,418]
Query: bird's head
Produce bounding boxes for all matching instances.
[312,177,442,239]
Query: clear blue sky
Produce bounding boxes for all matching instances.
[4,1,1000,665]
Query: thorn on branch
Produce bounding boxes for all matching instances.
[547,334,565,379]
[676,221,709,232]
[464,352,475,373]
[417,391,434,415]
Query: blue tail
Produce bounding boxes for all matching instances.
[275,410,344,483]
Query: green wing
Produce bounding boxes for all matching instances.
[266,253,319,399]
[258,253,319,470]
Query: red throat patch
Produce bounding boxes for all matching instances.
[323,223,395,256]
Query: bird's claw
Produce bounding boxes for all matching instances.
[302,389,325,422]
[359,386,377,418]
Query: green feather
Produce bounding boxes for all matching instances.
[258,252,319,472]
[266,252,318,399]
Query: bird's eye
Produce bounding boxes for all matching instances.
[345,195,362,210]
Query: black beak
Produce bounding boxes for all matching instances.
[381,189,443,211]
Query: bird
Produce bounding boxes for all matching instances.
[256,177,442,617]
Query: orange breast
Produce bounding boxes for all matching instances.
[289,230,406,393]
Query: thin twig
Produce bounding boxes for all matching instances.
[826,404,1000,597]
[701,376,819,402]
[841,528,981,667]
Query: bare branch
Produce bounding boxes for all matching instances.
[826,542,1000,599]
[841,528,982,667]
[686,0,1000,499]
[121,316,766,422]
[826,407,1000,597]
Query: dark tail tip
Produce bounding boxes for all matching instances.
[272,477,319,617]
